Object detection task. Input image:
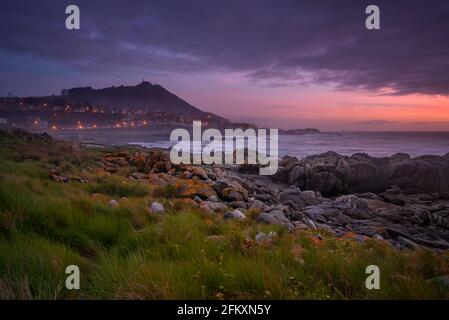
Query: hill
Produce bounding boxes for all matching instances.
[62,81,204,115]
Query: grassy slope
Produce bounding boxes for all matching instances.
[0,130,448,299]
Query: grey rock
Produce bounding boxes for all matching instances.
[249,199,269,212]
[150,201,165,214]
[206,201,228,212]
[108,199,119,208]
[303,218,317,230]
[257,211,294,229]
[397,236,420,250]
[294,222,310,230]
[386,226,410,239]
[223,209,246,220]
[228,201,248,209]
[207,195,218,202]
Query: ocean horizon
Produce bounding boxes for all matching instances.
[129,131,449,159]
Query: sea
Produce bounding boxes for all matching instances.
[129,131,449,159]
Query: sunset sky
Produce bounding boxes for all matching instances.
[0,0,448,131]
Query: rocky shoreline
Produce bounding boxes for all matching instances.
[88,147,449,252]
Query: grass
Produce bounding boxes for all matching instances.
[0,129,449,299]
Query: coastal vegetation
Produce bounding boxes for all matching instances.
[0,129,448,299]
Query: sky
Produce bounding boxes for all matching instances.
[0,0,448,131]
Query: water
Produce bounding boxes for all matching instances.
[130,132,449,159]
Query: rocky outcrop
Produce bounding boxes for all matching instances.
[275,152,449,196]
[99,148,449,251]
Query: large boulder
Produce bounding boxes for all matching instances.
[280,151,449,196]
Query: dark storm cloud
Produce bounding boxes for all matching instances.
[0,0,448,95]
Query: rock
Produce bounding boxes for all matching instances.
[150,201,165,214]
[255,231,278,243]
[108,199,119,208]
[212,179,248,202]
[373,234,384,240]
[222,188,244,202]
[293,222,310,230]
[204,201,228,212]
[288,165,302,185]
[255,194,273,202]
[426,209,449,229]
[228,201,248,209]
[385,226,410,239]
[410,237,449,250]
[190,166,208,180]
[200,202,214,214]
[380,190,407,205]
[137,150,172,173]
[397,236,420,250]
[211,179,230,195]
[223,209,246,220]
[193,196,202,203]
[257,211,294,229]
[316,223,334,233]
[303,218,317,230]
[175,179,217,199]
[131,172,147,180]
[249,199,269,212]
[353,226,378,237]
[207,195,218,202]
[335,195,368,210]
[278,151,449,196]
